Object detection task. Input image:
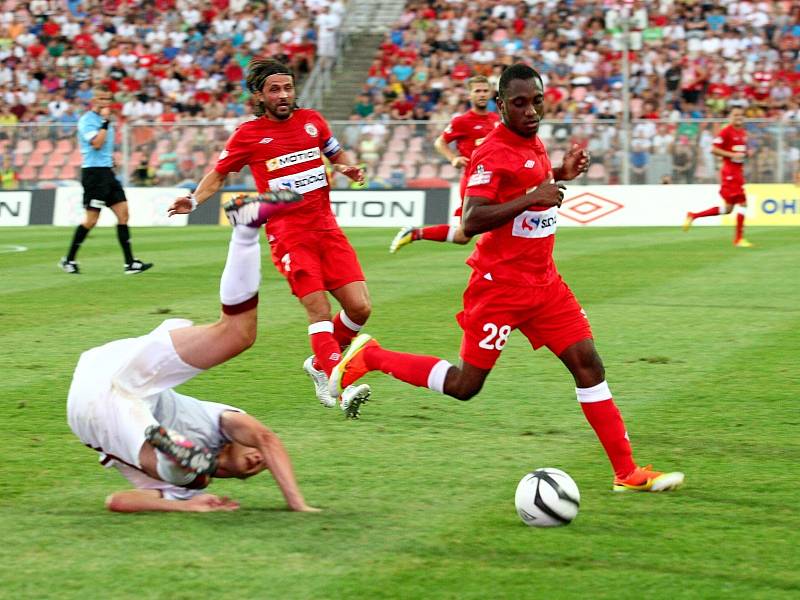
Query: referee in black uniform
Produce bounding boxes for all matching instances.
[59,84,152,275]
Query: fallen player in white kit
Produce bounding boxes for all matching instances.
[67,191,371,512]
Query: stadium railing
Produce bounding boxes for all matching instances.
[0,119,797,189]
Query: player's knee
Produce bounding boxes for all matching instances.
[346,299,371,325]
[226,315,257,351]
[236,322,257,350]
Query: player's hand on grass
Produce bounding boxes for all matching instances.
[185,494,240,512]
[526,182,566,209]
[334,164,365,184]
[168,195,195,216]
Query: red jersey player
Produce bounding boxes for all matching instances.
[389,76,500,253]
[329,65,684,493]
[168,58,372,417]
[683,107,752,247]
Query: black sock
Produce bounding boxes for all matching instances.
[116,224,134,265]
[66,225,90,262]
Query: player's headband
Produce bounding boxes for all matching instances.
[247,71,294,93]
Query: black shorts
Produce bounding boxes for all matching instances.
[81,167,126,210]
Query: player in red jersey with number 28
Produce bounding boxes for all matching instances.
[330,64,684,493]
[168,58,371,417]
[389,76,500,253]
[683,107,752,247]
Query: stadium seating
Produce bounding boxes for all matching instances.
[0,1,797,187]
[0,0,345,185]
[344,0,800,187]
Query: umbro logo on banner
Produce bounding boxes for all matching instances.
[259,137,273,144]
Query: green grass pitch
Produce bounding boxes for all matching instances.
[1,225,798,599]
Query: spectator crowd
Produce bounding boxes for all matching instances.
[346,0,800,187]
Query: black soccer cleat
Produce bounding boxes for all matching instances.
[124,259,153,275]
[59,257,80,274]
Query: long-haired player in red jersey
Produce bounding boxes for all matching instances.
[389,76,500,253]
[683,107,753,247]
[328,64,684,493]
[168,58,371,418]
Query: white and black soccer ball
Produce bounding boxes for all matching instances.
[514,468,580,527]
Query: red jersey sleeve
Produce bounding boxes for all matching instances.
[214,125,252,175]
[441,115,464,144]
[712,126,730,151]
[463,152,512,202]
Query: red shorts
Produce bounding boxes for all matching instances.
[720,170,746,205]
[456,272,593,370]
[267,228,365,298]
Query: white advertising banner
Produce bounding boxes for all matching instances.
[0,192,32,226]
[53,187,189,227]
[330,190,425,227]
[448,184,726,227]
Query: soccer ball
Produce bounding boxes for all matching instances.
[514,468,580,527]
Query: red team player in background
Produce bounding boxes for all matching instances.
[329,64,684,493]
[168,58,371,416]
[683,107,752,247]
[389,76,500,253]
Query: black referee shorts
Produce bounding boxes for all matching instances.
[81,167,127,210]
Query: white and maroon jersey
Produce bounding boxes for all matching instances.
[463,123,557,288]
[67,319,242,498]
[713,124,747,172]
[214,108,342,237]
[441,109,501,160]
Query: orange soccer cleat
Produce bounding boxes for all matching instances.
[328,333,378,398]
[612,465,685,492]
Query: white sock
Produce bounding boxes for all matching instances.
[339,310,363,332]
[427,359,452,393]
[220,225,261,306]
[446,225,458,243]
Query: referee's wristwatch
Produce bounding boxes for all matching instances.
[100,119,110,129]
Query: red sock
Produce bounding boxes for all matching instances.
[579,397,636,479]
[690,206,720,219]
[309,327,341,376]
[419,224,452,242]
[734,212,745,242]
[364,345,441,388]
[332,311,361,349]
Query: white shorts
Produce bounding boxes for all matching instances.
[67,319,203,468]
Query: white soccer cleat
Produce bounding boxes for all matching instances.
[303,356,335,408]
[340,384,371,419]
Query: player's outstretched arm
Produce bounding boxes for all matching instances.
[168,169,228,216]
[220,412,320,512]
[105,489,240,513]
[462,183,565,237]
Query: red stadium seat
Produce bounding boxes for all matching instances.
[59,165,78,180]
[35,139,53,153]
[19,164,37,181]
